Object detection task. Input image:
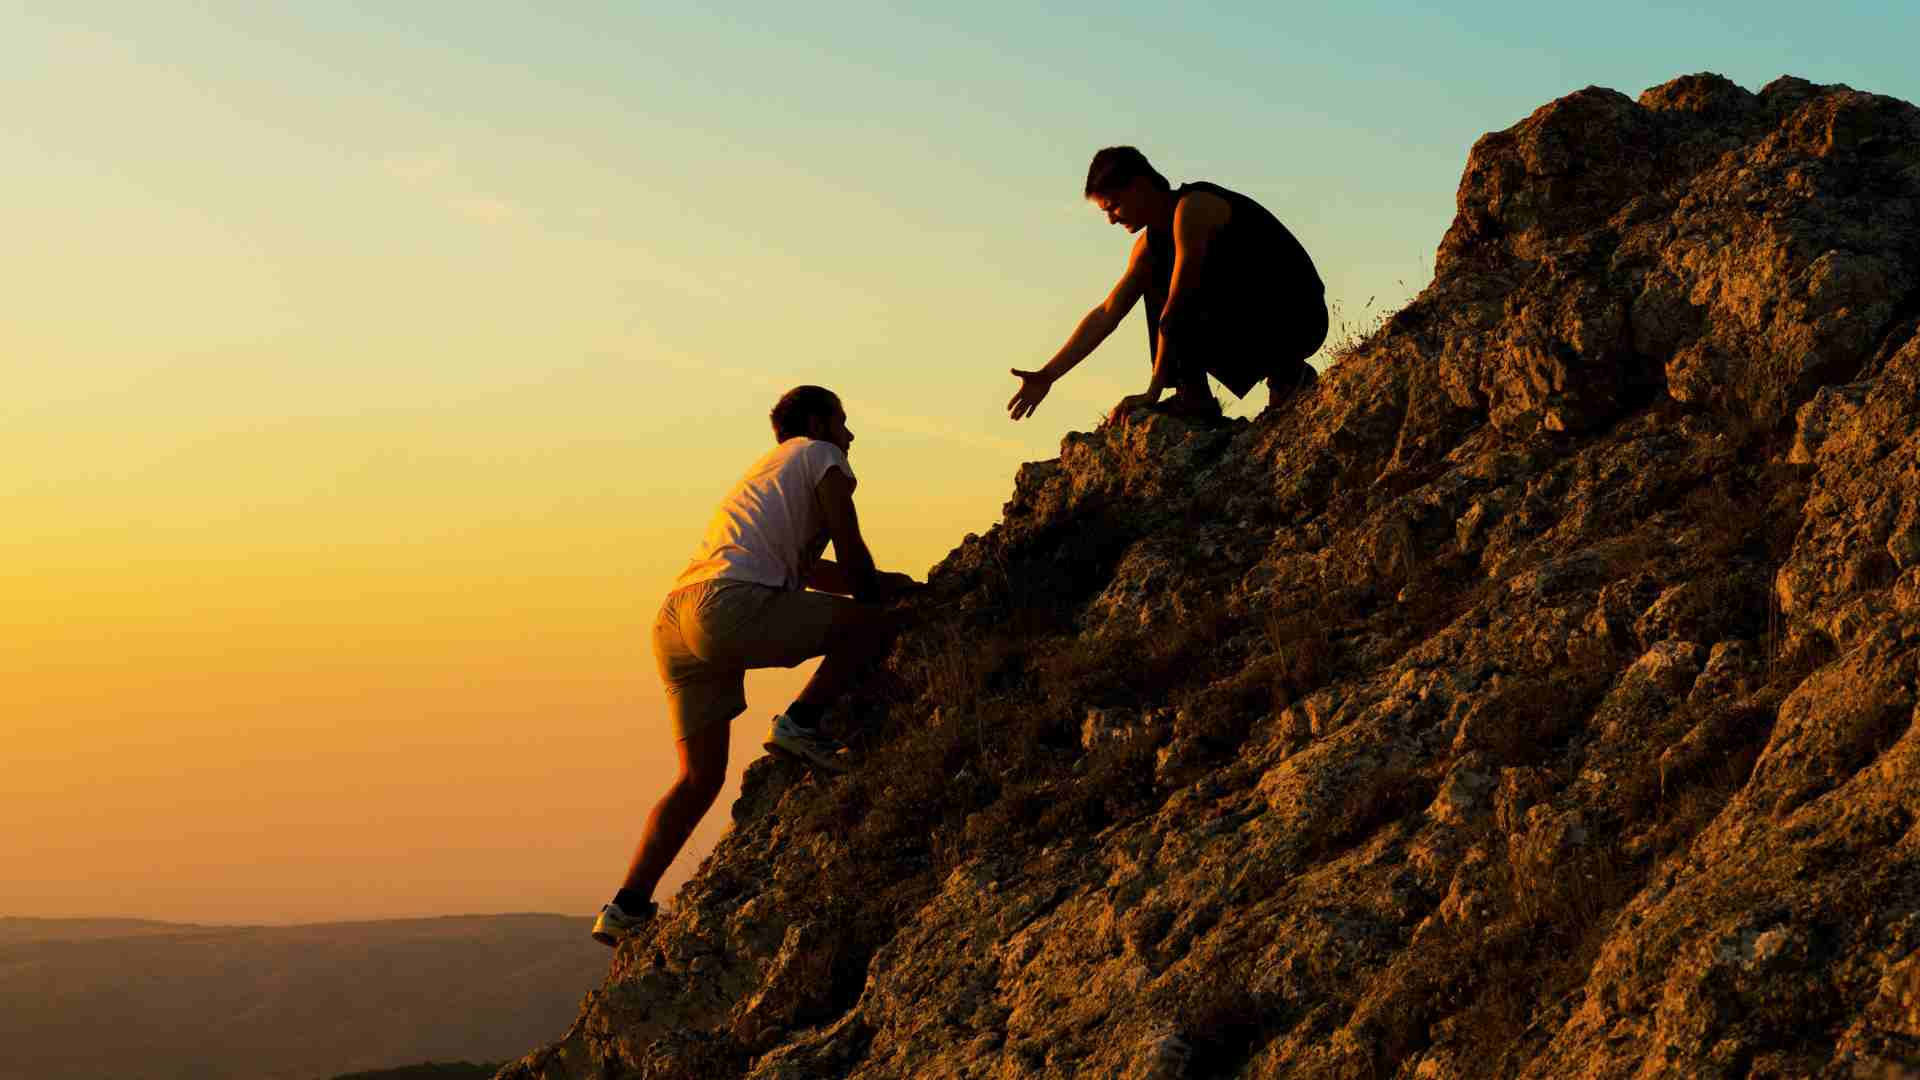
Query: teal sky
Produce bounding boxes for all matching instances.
[7,1,1917,922]
[12,0,1916,576]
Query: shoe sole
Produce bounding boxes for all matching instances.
[592,923,653,948]
[763,740,849,774]
[592,925,633,948]
[591,912,654,948]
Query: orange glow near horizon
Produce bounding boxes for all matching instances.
[0,0,1540,925]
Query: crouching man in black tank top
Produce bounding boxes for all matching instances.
[1007,146,1328,427]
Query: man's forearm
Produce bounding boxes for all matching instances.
[1043,306,1120,380]
[1145,330,1176,398]
[804,559,856,595]
[836,542,881,601]
[806,556,881,599]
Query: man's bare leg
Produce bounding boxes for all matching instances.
[619,721,730,900]
[794,603,899,708]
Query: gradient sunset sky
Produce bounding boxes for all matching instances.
[8,2,1917,924]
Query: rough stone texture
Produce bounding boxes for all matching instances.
[500,74,1920,1080]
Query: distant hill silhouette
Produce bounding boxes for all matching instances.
[0,915,600,1080]
[326,1063,500,1080]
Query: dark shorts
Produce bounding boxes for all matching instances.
[1180,288,1329,398]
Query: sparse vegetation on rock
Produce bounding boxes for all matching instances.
[502,73,1920,1078]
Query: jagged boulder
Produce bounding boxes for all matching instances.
[1420,73,1920,441]
[500,73,1920,1080]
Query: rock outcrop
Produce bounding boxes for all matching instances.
[502,74,1920,1078]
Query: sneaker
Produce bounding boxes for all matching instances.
[1265,361,1318,412]
[764,713,851,773]
[591,900,657,948]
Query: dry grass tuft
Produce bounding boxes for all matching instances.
[1262,610,1336,708]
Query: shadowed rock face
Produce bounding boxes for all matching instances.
[502,74,1920,1079]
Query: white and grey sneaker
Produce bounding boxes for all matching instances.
[764,713,851,773]
[590,900,657,948]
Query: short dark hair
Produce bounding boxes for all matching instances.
[1084,146,1169,198]
[770,385,840,441]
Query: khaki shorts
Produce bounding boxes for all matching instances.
[652,579,853,740]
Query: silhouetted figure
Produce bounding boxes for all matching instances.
[592,386,917,947]
[1008,147,1328,426]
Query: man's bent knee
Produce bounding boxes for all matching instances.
[675,726,731,795]
[830,600,899,643]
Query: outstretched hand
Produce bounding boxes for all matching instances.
[1007,368,1054,421]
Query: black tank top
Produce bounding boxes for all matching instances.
[1143,181,1323,361]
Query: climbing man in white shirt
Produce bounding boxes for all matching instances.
[592,385,919,946]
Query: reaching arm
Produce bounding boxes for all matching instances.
[813,465,880,601]
[1008,236,1151,421]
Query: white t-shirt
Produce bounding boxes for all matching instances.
[673,438,856,592]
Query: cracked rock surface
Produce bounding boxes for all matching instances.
[501,73,1920,1079]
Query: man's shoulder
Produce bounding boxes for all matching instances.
[781,436,845,459]
[1190,180,1270,213]
[772,438,852,478]
[1177,180,1232,200]
[1174,187,1233,227]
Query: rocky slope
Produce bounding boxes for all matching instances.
[503,73,1920,1078]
